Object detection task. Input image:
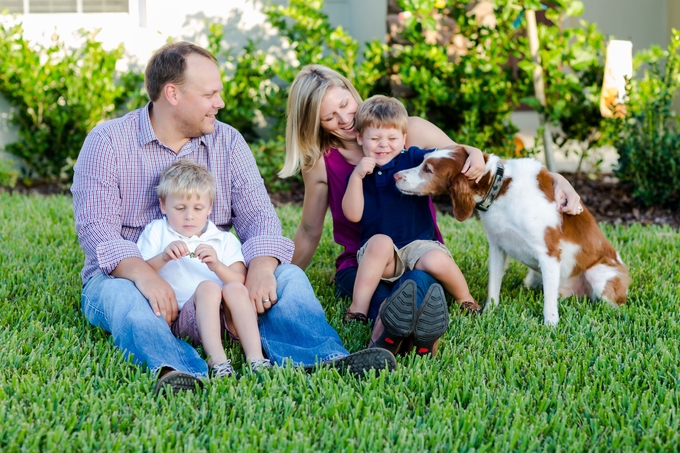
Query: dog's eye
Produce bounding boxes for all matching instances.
[423,165,433,174]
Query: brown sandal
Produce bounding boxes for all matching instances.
[342,310,369,325]
[458,300,483,315]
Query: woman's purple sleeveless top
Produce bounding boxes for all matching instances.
[323,148,444,273]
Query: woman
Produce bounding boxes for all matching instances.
[280,64,581,354]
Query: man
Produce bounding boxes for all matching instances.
[71,42,395,394]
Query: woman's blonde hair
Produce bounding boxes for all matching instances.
[279,64,362,178]
[156,160,216,202]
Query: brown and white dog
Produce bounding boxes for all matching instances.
[394,147,629,325]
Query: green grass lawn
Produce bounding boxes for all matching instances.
[1,193,679,452]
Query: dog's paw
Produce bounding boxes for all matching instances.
[543,315,559,327]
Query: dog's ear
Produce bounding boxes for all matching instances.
[449,174,476,221]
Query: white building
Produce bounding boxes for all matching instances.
[0,0,677,172]
[0,0,387,155]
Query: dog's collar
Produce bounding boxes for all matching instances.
[476,162,505,212]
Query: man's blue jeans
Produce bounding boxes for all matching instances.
[334,267,439,321]
[81,264,348,377]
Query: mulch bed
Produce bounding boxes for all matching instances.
[8,173,679,229]
[270,173,679,230]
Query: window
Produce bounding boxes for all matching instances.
[30,0,77,13]
[0,0,23,13]
[83,0,127,13]
[0,0,129,13]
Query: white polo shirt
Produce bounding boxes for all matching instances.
[136,218,245,308]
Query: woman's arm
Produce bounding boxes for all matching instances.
[405,116,485,181]
[292,159,329,270]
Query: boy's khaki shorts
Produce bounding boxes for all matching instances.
[356,239,453,283]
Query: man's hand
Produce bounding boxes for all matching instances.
[113,257,179,326]
[245,256,278,314]
[136,272,179,326]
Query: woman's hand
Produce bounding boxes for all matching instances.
[460,145,486,183]
[552,172,582,215]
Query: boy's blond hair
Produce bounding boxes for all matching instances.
[156,160,216,202]
[354,95,409,135]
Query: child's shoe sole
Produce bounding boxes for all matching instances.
[154,371,203,395]
[371,279,417,354]
[413,283,449,356]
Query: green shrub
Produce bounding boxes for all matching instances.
[375,0,522,156]
[265,0,380,97]
[0,155,18,189]
[0,22,130,181]
[516,1,608,170]
[261,0,384,187]
[607,30,680,209]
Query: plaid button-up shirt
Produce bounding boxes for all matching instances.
[71,103,294,285]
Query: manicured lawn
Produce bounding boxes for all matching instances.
[1,193,679,452]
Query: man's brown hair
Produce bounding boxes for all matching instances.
[145,41,218,102]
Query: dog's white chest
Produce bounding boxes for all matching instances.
[478,161,561,269]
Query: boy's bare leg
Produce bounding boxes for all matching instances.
[221,282,265,361]
[194,281,228,366]
[415,250,475,303]
[348,234,397,316]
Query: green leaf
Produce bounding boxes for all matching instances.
[422,16,438,32]
[566,1,585,17]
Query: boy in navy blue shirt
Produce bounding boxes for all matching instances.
[342,95,478,330]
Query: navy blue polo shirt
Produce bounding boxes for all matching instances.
[359,146,436,248]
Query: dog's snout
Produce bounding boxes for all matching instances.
[394,173,403,182]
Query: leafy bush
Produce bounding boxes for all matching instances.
[607,30,680,209]
[0,21,130,182]
[265,0,381,98]
[0,154,18,188]
[375,0,522,156]
[516,1,608,171]
[261,0,386,187]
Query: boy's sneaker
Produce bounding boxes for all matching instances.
[249,358,274,372]
[211,360,234,378]
[370,279,417,354]
[304,348,397,377]
[413,283,449,356]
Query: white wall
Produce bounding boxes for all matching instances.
[577,0,668,54]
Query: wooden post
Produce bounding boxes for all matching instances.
[525,9,557,172]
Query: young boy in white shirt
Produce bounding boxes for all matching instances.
[137,160,271,377]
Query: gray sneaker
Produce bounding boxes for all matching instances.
[305,348,397,377]
[211,360,234,378]
[249,358,274,372]
[154,370,203,395]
